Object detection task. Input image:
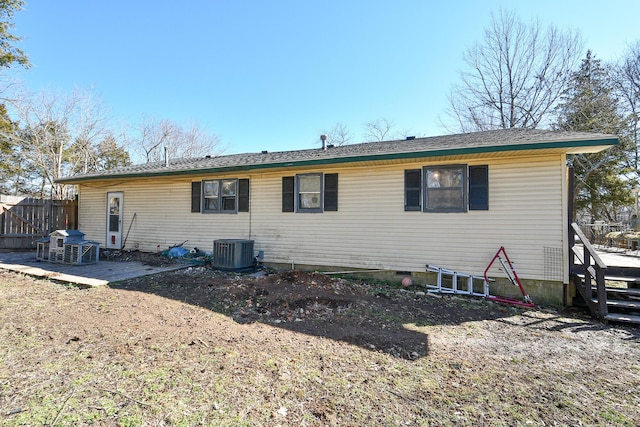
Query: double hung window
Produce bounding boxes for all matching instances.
[191,178,250,213]
[424,165,466,212]
[404,164,488,212]
[298,173,323,212]
[282,173,338,213]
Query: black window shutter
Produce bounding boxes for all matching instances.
[282,176,294,212]
[469,165,489,210]
[324,173,338,211]
[238,179,250,212]
[404,169,422,211]
[191,181,202,213]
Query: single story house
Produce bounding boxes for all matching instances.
[57,129,618,305]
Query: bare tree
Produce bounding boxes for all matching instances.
[363,118,395,142]
[67,89,113,173]
[127,117,223,163]
[395,127,419,140]
[9,88,76,198]
[321,122,352,146]
[128,117,176,163]
[611,41,640,175]
[178,121,224,158]
[7,87,126,198]
[446,9,583,132]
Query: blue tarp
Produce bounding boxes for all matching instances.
[167,246,189,258]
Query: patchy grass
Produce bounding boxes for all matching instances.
[0,268,639,426]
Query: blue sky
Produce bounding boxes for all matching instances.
[10,1,640,155]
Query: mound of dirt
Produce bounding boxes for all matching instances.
[100,249,182,266]
[110,266,523,359]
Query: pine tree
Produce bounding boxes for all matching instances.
[0,0,28,70]
[0,1,29,194]
[556,51,634,222]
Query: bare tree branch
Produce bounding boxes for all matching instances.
[363,118,395,142]
[5,87,128,198]
[321,122,352,146]
[611,41,640,175]
[127,117,223,163]
[445,9,582,132]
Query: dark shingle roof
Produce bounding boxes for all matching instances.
[57,128,617,183]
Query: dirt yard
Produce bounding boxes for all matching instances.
[1,253,639,426]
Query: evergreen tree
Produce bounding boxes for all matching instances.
[555,51,634,221]
[0,102,17,192]
[0,0,29,194]
[0,0,28,70]
[68,133,131,174]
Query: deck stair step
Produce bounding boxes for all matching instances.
[609,299,640,310]
[592,298,640,310]
[590,286,640,297]
[577,273,640,285]
[603,275,640,284]
[604,313,640,325]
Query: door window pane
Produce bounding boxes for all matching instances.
[109,196,120,231]
[109,197,119,215]
[109,215,119,232]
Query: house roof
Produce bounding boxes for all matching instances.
[49,229,85,237]
[57,128,618,183]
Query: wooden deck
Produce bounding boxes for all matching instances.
[0,251,187,287]
[593,246,640,269]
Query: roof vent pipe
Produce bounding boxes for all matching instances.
[320,134,327,150]
[164,146,168,166]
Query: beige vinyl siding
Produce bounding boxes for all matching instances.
[77,183,107,241]
[250,153,564,281]
[76,153,566,282]
[78,175,252,252]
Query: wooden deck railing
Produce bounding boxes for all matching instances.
[571,222,608,318]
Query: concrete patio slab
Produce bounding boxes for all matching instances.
[0,251,187,287]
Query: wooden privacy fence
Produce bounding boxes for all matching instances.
[0,195,78,249]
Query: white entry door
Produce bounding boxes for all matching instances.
[106,192,124,249]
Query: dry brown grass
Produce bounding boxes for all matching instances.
[1,268,639,426]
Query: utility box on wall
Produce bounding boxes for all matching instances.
[212,239,254,271]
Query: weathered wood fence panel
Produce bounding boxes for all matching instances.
[0,195,78,249]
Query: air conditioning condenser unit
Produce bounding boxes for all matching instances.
[213,239,254,271]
